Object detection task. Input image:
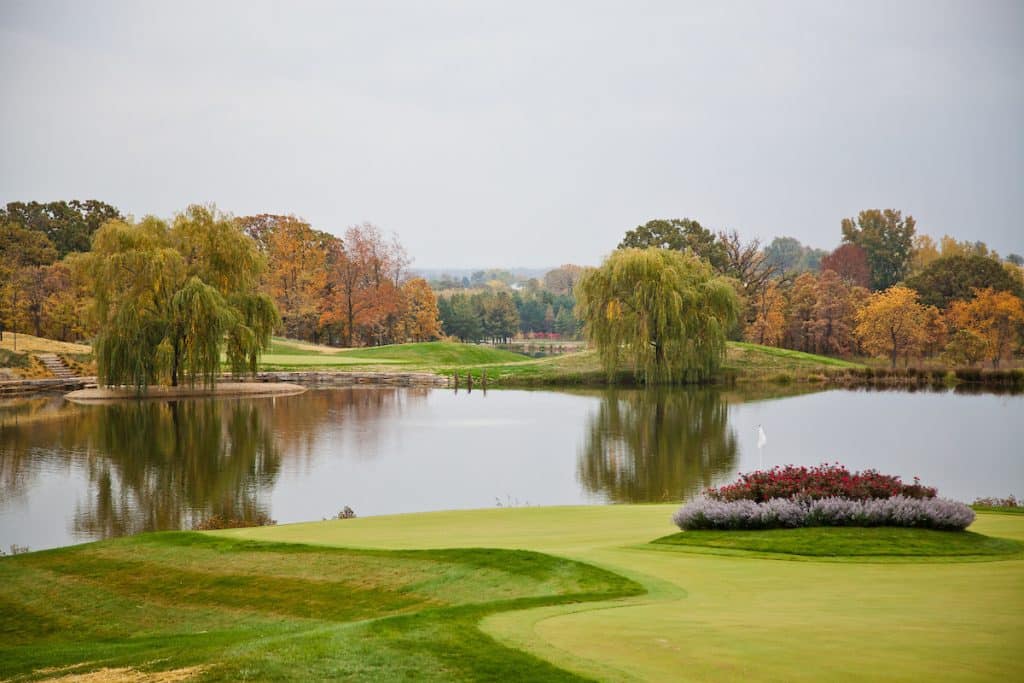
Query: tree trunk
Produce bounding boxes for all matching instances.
[171,338,181,387]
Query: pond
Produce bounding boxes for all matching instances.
[1,386,1021,551]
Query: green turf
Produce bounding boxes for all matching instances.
[222,505,1024,682]
[340,341,529,364]
[725,341,864,371]
[973,506,1024,515]
[651,527,1024,559]
[0,532,640,681]
[254,339,864,388]
[258,339,530,370]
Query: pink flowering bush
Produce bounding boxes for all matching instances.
[705,464,937,503]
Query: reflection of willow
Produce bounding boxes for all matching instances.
[578,388,738,503]
[73,400,281,538]
[1,387,432,540]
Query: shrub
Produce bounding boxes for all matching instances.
[0,349,29,369]
[954,367,983,383]
[973,495,1019,508]
[705,464,935,503]
[673,495,974,531]
[192,512,277,530]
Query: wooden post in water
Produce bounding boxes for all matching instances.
[482,370,487,390]
[467,372,473,393]
[453,372,459,392]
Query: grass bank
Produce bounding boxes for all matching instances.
[0,333,93,380]
[0,532,640,681]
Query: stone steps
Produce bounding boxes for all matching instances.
[35,353,77,379]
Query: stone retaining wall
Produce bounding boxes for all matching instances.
[0,377,96,396]
[233,371,451,388]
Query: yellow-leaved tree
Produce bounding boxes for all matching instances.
[947,288,1024,368]
[744,281,786,346]
[855,286,930,368]
[398,278,442,342]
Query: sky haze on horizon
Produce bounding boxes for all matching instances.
[1,0,1021,269]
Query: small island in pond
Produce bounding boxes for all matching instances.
[65,382,307,403]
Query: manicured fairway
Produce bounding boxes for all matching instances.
[225,506,1024,682]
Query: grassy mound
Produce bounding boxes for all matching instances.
[0,532,641,681]
[652,527,1024,559]
[724,341,864,373]
[259,339,529,370]
[341,341,529,365]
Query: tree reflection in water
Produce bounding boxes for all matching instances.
[578,388,738,503]
[74,400,282,537]
[0,388,428,543]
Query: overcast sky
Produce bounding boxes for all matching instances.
[1,0,1021,268]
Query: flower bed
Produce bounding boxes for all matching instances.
[674,465,973,531]
[705,464,936,502]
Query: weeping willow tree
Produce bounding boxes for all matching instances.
[576,248,740,384]
[77,206,280,390]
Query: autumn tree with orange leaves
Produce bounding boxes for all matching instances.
[947,288,1024,368]
[239,214,330,341]
[855,286,931,368]
[811,270,860,355]
[398,278,442,342]
[320,223,413,347]
[744,281,786,346]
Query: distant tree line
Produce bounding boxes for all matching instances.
[436,283,580,343]
[615,212,1024,368]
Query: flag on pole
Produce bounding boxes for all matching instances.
[757,425,767,449]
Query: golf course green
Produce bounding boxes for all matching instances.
[221,505,1024,681]
[2,506,1021,680]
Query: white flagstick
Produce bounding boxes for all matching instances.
[757,425,767,469]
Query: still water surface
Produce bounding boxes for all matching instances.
[1,386,1021,550]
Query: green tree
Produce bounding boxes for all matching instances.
[483,291,519,342]
[942,329,987,367]
[763,237,827,275]
[576,248,740,384]
[619,219,727,271]
[840,209,916,290]
[75,206,279,390]
[1,200,122,258]
[905,255,1023,309]
[442,293,482,342]
[554,306,578,338]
